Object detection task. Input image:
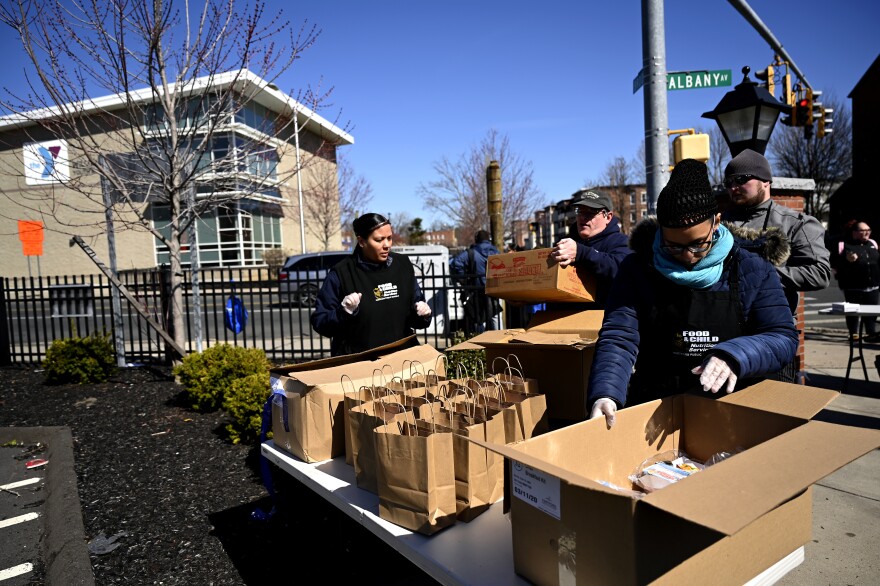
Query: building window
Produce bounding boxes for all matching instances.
[629,192,635,205]
[630,211,636,224]
[640,191,647,204]
[152,201,282,267]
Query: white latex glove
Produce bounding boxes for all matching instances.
[552,238,577,268]
[341,292,362,315]
[589,398,617,428]
[415,300,432,317]
[692,355,738,394]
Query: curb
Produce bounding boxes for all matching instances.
[0,426,94,586]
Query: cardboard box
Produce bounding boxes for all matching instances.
[449,310,604,422]
[485,248,596,303]
[474,381,880,585]
[269,337,444,463]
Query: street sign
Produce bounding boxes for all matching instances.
[633,67,646,94]
[667,70,732,91]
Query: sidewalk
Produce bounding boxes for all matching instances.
[778,329,879,585]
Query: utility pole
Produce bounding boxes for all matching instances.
[486,160,503,251]
[642,0,670,214]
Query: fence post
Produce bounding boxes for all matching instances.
[159,265,175,366]
[0,279,11,366]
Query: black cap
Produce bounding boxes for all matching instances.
[352,213,390,238]
[724,148,772,182]
[571,189,613,211]
[657,159,717,228]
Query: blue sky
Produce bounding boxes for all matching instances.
[1,1,877,228]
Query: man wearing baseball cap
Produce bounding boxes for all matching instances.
[551,188,631,307]
[721,149,830,311]
[720,149,830,379]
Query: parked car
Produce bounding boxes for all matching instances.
[277,251,350,306]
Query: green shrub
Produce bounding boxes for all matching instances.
[42,333,117,385]
[444,330,487,379]
[173,344,270,412]
[222,372,272,444]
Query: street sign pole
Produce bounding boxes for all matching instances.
[641,0,669,215]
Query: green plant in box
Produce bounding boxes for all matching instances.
[173,344,270,412]
[444,330,486,379]
[43,332,117,384]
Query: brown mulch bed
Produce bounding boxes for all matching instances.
[0,365,438,585]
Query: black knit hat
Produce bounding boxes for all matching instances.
[724,148,772,182]
[657,159,717,228]
[352,213,390,238]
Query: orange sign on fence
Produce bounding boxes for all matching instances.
[18,220,44,256]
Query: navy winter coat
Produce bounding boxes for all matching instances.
[587,220,798,408]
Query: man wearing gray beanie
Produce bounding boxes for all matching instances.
[721,149,831,316]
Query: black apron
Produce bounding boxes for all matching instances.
[629,253,747,403]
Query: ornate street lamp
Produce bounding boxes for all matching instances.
[701,66,791,157]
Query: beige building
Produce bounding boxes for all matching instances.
[0,70,353,277]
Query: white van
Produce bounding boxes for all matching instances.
[392,244,464,335]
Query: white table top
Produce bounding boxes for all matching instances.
[820,304,880,316]
[261,441,802,586]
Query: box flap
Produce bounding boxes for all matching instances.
[468,436,620,497]
[527,309,605,335]
[644,420,880,536]
[445,329,521,351]
[719,380,839,419]
[270,335,417,375]
[507,330,594,347]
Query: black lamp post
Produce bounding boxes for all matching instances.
[701,66,791,157]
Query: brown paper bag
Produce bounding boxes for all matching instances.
[489,354,540,394]
[468,379,549,443]
[350,396,422,494]
[374,418,457,535]
[341,375,382,466]
[420,391,505,522]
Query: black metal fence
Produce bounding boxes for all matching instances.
[0,262,504,366]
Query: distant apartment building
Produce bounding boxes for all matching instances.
[0,70,353,277]
[423,228,457,248]
[529,184,649,248]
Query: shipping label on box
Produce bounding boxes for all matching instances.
[485,248,596,303]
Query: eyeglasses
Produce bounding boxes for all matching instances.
[574,206,608,219]
[660,220,716,256]
[723,174,758,188]
[855,228,871,233]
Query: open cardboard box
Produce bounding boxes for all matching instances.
[472,380,880,585]
[269,336,444,463]
[449,309,604,422]
[485,248,596,303]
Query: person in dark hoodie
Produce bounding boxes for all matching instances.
[310,212,432,356]
[550,189,631,308]
[587,159,798,428]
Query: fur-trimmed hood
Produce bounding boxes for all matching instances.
[628,217,790,267]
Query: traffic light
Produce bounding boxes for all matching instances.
[793,96,811,127]
[819,107,834,138]
[754,65,775,96]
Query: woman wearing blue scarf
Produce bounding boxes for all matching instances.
[588,159,798,427]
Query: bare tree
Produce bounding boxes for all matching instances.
[417,129,546,245]
[0,0,346,354]
[603,156,631,189]
[768,94,852,221]
[699,125,730,186]
[630,141,647,184]
[302,152,372,250]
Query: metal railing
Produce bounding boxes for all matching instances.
[0,263,502,366]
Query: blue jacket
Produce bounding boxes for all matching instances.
[587,219,798,408]
[450,240,500,287]
[570,216,631,306]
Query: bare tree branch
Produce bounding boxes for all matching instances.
[767,94,852,221]
[417,129,547,245]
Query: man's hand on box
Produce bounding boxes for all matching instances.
[692,356,737,394]
[341,292,362,315]
[589,398,617,429]
[552,238,577,268]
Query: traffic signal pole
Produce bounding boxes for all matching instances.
[641,0,669,214]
